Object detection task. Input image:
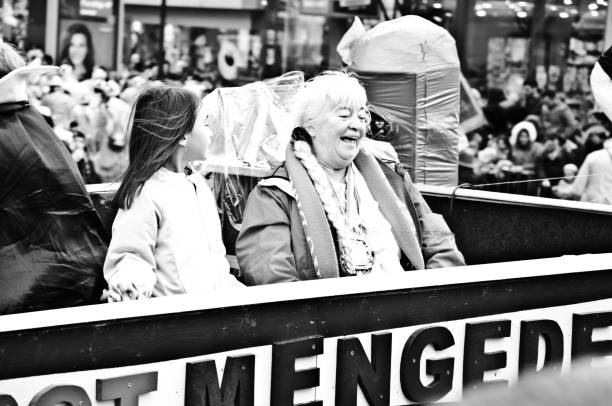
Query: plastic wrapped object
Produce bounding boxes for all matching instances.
[0,66,108,314]
[338,16,461,185]
[202,71,304,170]
[193,73,304,273]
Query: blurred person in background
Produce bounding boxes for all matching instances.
[510,120,542,175]
[541,90,579,142]
[552,163,578,199]
[475,134,515,191]
[536,138,576,198]
[578,123,608,166]
[40,76,78,144]
[504,79,543,125]
[482,88,512,135]
[70,125,102,184]
[25,46,44,65]
[509,121,542,195]
[569,137,612,204]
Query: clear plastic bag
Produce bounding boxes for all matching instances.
[193,72,304,272]
[202,71,304,171]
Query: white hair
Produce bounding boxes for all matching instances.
[292,70,370,130]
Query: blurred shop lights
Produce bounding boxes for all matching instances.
[474,0,608,20]
[399,0,455,27]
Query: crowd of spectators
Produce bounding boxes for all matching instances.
[460,81,612,204]
[25,43,612,206]
[24,49,212,186]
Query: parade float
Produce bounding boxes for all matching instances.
[2,16,612,406]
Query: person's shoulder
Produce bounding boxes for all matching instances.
[590,148,611,161]
[137,169,178,201]
[257,163,294,198]
[258,162,289,186]
[265,162,288,179]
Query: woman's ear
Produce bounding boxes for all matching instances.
[305,124,315,137]
[178,136,187,147]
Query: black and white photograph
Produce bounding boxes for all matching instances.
[2,0,612,404]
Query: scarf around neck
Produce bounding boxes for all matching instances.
[285,144,425,279]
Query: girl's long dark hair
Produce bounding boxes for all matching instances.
[114,85,200,210]
[59,23,95,80]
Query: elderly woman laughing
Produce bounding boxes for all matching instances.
[236,71,464,285]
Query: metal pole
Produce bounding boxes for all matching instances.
[605,3,612,49]
[158,0,167,80]
[115,0,124,71]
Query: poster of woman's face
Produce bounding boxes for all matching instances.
[68,30,89,66]
[58,20,114,81]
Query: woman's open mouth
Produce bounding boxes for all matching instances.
[340,135,360,144]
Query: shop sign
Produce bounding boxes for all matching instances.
[340,0,371,8]
[60,0,113,19]
[332,0,378,18]
[80,0,113,19]
[301,0,329,15]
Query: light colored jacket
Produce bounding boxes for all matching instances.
[570,146,612,204]
[104,168,241,296]
[236,149,465,285]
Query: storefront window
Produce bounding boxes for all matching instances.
[130,23,261,85]
[286,14,325,73]
[463,0,608,99]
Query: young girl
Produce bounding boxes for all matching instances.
[103,85,243,301]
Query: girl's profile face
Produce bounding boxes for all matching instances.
[69,33,88,65]
[184,104,212,162]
